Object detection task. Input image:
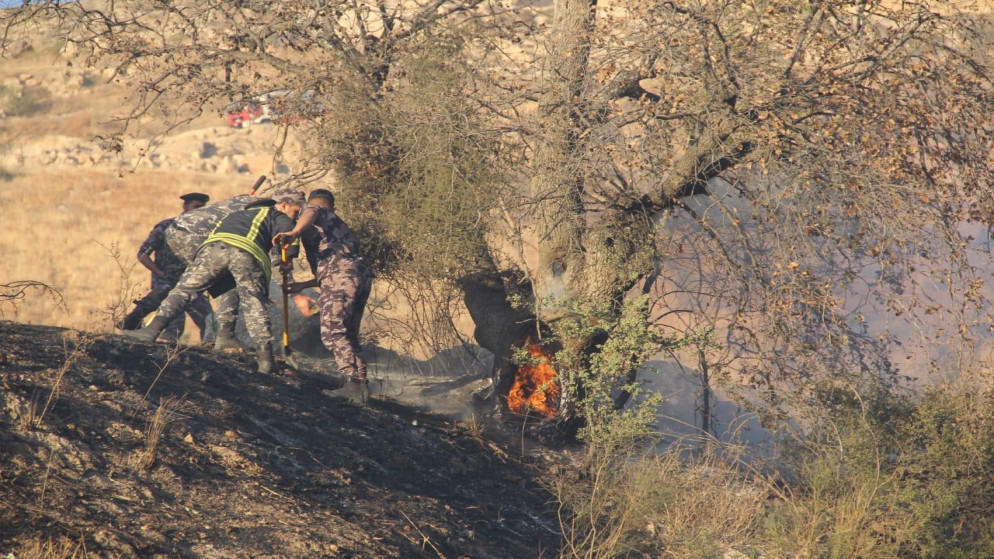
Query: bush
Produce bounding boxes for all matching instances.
[551,373,994,558]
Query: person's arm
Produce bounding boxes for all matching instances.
[272,206,318,247]
[137,222,168,279]
[287,278,319,292]
[137,253,167,279]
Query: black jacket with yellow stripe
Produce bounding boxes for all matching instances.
[201,200,298,283]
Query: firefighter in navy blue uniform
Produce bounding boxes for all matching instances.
[124,189,305,374]
[117,192,213,343]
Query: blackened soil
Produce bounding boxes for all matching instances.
[0,321,561,557]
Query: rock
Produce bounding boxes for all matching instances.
[9,39,33,58]
[92,530,138,558]
[216,155,239,174]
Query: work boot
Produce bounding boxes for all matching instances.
[213,322,248,353]
[329,376,369,406]
[121,316,169,343]
[116,307,146,331]
[256,342,276,375]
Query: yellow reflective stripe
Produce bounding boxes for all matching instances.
[203,207,274,282]
[206,233,273,282]
[246,207,270,247]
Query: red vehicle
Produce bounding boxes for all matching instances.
[225,100,268,128]
[225,90,324,128]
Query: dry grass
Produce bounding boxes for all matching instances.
[134,395,187,471]
[35,331,93,427]
[552,372,994,559]
[9,535,89,558]
[140,342,189,404]
[0,167,252,337]
[552,440,769,559]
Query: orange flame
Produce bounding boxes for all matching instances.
[506,344,560,418]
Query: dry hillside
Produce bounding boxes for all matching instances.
[0,30,319,337]
[0,321,562,557]
[0,28,567,557]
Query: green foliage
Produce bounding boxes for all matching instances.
[553,371,994,558]
[764,379,994,558]
[894,385,994,558]
[328,27,509,281]
[381,46,504,278]
[535,295,688,449]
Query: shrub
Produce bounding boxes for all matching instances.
[551,372,994,558]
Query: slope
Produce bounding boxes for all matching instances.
[0,321,561,558]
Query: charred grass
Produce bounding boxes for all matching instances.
[0,321,561,557]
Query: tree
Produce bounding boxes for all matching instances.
[502,0,994,425]
[5,0,994,427]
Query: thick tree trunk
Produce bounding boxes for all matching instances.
[529,0,656,314]
[529,0,598,318]
[458,270,534,413]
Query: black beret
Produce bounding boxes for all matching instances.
[180,192,210,203]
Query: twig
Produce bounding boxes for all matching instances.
[399,511,447,559]
[135,395,186,471]
[141,342,188,405]
[37,332,91,426]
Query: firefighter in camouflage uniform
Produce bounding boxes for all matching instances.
[274,189,372,404]
[165,193,261,351]
[117,193,213,343]
[124,189,305,374]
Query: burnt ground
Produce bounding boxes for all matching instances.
[0,321,563,558]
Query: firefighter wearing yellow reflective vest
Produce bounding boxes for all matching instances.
[123,189,305,374]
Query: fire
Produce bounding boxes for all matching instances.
[506,344,560,418]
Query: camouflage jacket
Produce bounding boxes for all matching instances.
[171,194,260,239]
[205,201,298,282]
[300,204,363,280]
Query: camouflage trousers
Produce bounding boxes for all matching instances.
[156,243,272,347]
[318,261,372,379]
[133,272,212,342]
[167,227,239,326]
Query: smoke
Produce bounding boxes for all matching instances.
[229,281,496,420]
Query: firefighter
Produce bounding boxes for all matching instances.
[164,192,262,352]
[117,192,213,343]
[273,189,372,403]
[124,189,305,374]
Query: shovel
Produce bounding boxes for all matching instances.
[279,243,300,371]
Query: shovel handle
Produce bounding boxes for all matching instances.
[248,175,267,195]
[280,245,291,355]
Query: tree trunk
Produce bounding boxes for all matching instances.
[458,269,535,414]
[529,0,597,319]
